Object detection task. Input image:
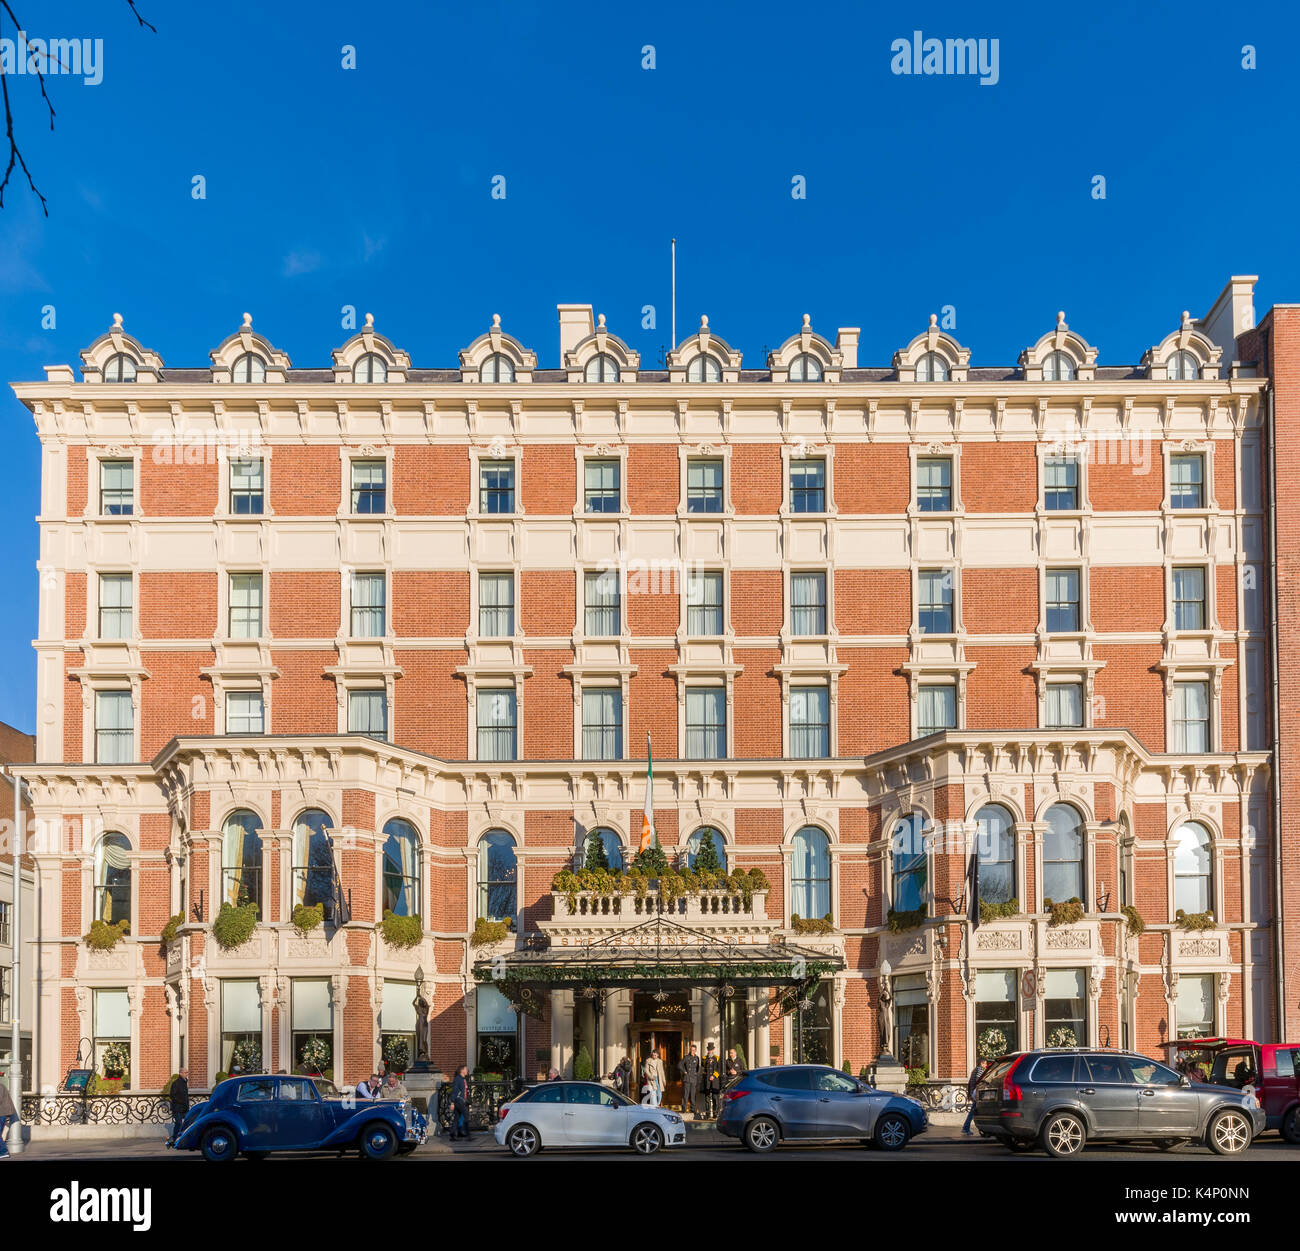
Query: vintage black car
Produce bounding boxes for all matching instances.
[171,1074,427,1161]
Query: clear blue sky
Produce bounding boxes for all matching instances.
[0,0,1294,733]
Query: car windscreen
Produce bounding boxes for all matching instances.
[312,1078,338,1098]
[980,1057,1019,1085]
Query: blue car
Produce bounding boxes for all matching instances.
[172,1074,427,1161]
[716,1065,928,1152]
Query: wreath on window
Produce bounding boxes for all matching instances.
[382,1036,410,1073]
[101,1041,130,1079]
[298,1036,331,1073]
[1046,1027,1078,1049]
[231,1039,262,1073]
[977,1027,1009,1060]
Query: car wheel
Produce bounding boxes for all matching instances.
[200,1126,238,1163]
[506,1124,540,1157]
[1041,1112,1087,1158]
[1207,1110,1252,1156]
[359,1122,398,1161]
[631,1123,663,1155]
[744,1116,780,1154]
[1007,1138,1036,1153]
[1281,1106,1300,1145]
[874,1113,911,1152]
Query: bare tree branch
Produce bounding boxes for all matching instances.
[0,0,154,214]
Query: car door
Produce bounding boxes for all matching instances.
[563,1083,626,1147]
[275,1077,327,1148]
[760,1069,818,1137]
[520,1082,567,1145]
[1260,1046,1296,1126]
[810,1068,870,1137]
[233,1078,278,1150]
[1130,1057,1202,1135]
[1078,1054,1139,1136]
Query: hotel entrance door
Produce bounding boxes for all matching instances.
[633,1026,687,1110]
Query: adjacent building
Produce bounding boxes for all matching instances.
[7,276,1294,1097]
[0,720,35,1088]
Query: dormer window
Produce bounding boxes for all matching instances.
[916,352,949,382]
[353,352,388,383]
[103,353,137,383]
[482,353,515,383]
[1042,350,1076,381]
[232,353,267,383]
[1167,349,1200,381]
[584,353,619,383]
[687,354,723,383]
[789,352,823,382]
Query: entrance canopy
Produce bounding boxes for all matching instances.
[473,914,843,1015]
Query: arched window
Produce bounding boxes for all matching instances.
[791,826,830,920]
[478,830,517,921]
[1173,821,1212,915]
[292,810,334,910]
[584,353,619,383]
[353,352,388,383]
[1168,349,1200,381]
[582,827,623,872]
[481,353,515,382]
[789,352,823,382]
[94,832,131,925]
[891,812,928,912]
[1043,350,1076,381]
[685,826,725,871]
[974,804,1015,906]
[103,353,137,383]
[686,354,723,383]
[1043,803,1085,903]
[916,352,949,382]
[382,818,421,917]
[222,810,263,916]
[232,352,267,383]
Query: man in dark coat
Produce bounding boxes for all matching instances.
[450,1064,471,1140]
[701,1043,723,1118]
[168,1068,190,1144]
[963,1060,987,1135]
[724,1047,747,1083]
[679,1043,701,1116]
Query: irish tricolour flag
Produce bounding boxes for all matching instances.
[640,733,656,851]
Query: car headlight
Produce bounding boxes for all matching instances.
[663,1114,682,1124]
[904,1097,924,1109]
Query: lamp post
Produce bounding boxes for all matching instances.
[4,771,26,1153]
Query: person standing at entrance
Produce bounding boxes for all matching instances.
[643,1052,665,1107]
[168,1068,190,1144]
[725,1048,746,1083]
[701,1043,723,1118]
[680,1043,701,1115]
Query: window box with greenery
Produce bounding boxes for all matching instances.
[790,913,836,935]
[1175,909,1216,931]
[471,917,511,948]
[85,918,130,950]
[292,902,325,936]
[212,901,259,951]
[1043,897,1085,927]
[550,865,770,912]
[1122,904,1146,936]
[380,910,423,949]
[978,898,1020,923]
[886,907,927,933]
[160,913,184,946]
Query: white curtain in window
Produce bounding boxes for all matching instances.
[292,979,332,1031]
[974,969,1015,1002]
[1044,968,1084,1000]
[1175,681,1210,751]
[348,690,386,736]
[223,826,246,907]
[381,982,417,1033]
[97,835,131,871]
[222,980,261,1033]
[94,988,130,1038]
[918,685,956,731]
[1176,974,1213,1034]
[1046,683,1083,727]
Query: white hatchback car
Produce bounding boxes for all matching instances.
[495,1080,686,1155]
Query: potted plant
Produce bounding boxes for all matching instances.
[84,918,130,950]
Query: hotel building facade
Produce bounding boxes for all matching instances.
[9,275,1300,1099]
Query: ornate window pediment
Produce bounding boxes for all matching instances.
[1018,312,1098,382]
[80,314,164,383]
[1142,311,1222,381]
[767,315,841,383]
[667,316,742,383]
[459,314,537,382]
[893,315,970,382]
[209,314,291,382]
[564,314,640,382]
[332,314,410,382]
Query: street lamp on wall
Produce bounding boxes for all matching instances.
[1096,881,1110,912]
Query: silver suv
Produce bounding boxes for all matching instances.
[973,1048,1265,1157]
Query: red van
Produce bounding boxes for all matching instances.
[1164,1037,1300,1142]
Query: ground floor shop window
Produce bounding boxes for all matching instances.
[893,973,929,1071]
[93,987,130,1088]
[1176,973,1214,1039]
[793,980,832,1064]
[476,985,518,1080]
[381,980,417,1073]
[221,979,262,1073]
[974,969,1018,1058]
[1044,968,1086,1048]
[292,978,333,1077]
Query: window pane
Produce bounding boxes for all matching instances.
[479,460,516,513]
[479,573,515,637]
[791,826,830,918]
[1044,457,1079,510]
[477,690,517,761]
[351,460,386,514]
[1043,805,1083,902]
[348,690,387,740]
[1173,567,1206,630]
[1045,683,1084,728]
[916,457,952,511]
[229,458,264,514]
[584,459,621,513]
[975,806,1015,905]
[686,571,723,635]
[1170,455,1204,509]
[790,571,827,635]
[789,458,826,513]
[918,685,955,735]
[581,688,622,761]
[99,574,133,639]
[790,686,829,758]
[918,569,953,633]
[686,458,723,512]
[95,691,134,763]
[1046,569,1080,632]
[100,460,134,515]
[1173,681,1210,752]
[351,573,386,637]
[229,573,263,638]
[584,570,621,635]
[478,834,517,921]
[226,691,265,734]
[685,688,725,759]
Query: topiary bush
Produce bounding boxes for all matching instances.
[291,902,324,935]
[85,918,130,950]
[573,1044,594,1082]
[631,844,670,876]
[1121,904,1146,935]
[212,901,258,950]
[583,834,611,872]
[380,910,422,949]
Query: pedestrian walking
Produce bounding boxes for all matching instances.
[679,1043,701,1115]
[701,1043,723,1118]
[450,1064,471,1140]
[963,1059,987,1135]
[0,1078,17,1159]
[168,1068,190,1144]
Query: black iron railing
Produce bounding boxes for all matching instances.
[20,1093,208,1126]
